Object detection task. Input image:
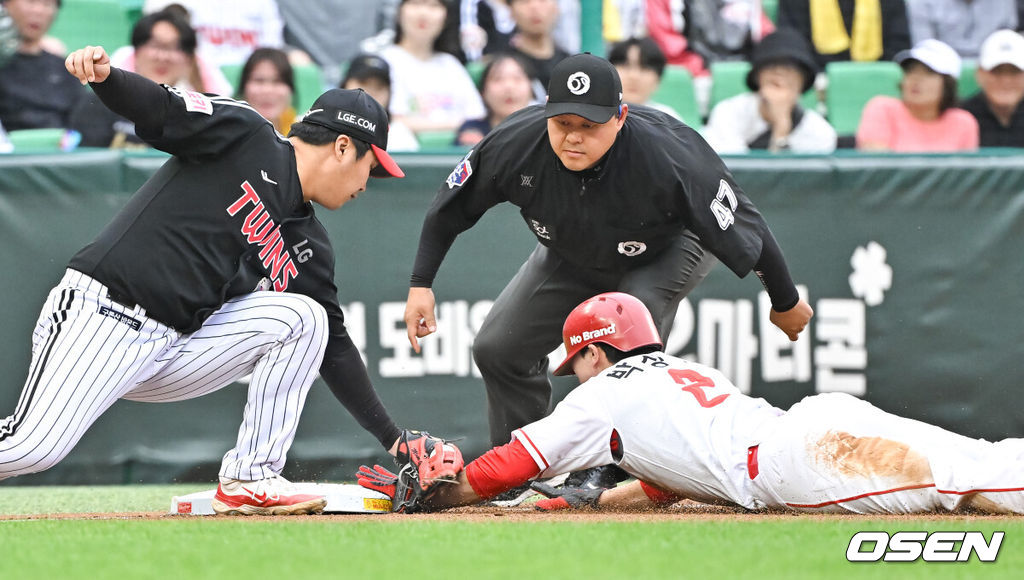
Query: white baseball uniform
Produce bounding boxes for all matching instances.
[1,70,406,483]
[0,270,327,481]
[514,352,1024,514]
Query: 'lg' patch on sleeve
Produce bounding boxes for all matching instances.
[181,90,213,115]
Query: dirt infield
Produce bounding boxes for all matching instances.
[2,501,1019,522]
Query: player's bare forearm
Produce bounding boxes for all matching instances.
[421,471,484,510]
[596,480,658,509]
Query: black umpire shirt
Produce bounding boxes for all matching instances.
[67,68,400,448]
[412,104,799,311]
[961,93,1024,148]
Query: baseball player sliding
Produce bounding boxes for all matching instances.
[361,293,1024,515]
[0,45,463,515]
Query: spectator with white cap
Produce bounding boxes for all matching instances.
[856,39,979,152]
[961,29,1024,147]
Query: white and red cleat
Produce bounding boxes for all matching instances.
[212,475,326,516]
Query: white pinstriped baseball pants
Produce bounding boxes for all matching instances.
[0,269,328,482]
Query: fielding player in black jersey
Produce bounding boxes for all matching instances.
[404,53,814,497]
[0,44,439,516]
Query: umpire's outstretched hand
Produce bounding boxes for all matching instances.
[769,298,814,341]
[65,45,111,85]
[405,287,438,353]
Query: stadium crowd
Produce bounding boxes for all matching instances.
[0,0,1022,153]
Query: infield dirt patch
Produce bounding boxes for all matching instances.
[2,500,1018,522]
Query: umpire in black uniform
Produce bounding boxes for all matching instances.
[405,54,813,482]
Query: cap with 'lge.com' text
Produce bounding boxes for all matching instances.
[301,88,404,178]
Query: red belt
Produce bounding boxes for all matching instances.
[747,445,759,479]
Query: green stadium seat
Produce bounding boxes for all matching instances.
[652,65,702,128]
[710,61,752,110]
[220,64,243,96]
[762,0,779,24]
[221,63,325,111]
[710,60,819,114]
[958,61,980,100]
[825,61,902,135]
[118,0,144,26]
[8,128,73,152]
[292,64,326,112]
[466,60,486,88]
[50,0,133,54]
[416,130,458,150]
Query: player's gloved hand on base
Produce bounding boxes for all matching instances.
[394,429,464,490]
[530,481,603,511]
[356,462,438,513]
[360,429,464,514]
[356,464,398,498]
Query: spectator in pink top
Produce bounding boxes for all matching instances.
[856,39,978,152]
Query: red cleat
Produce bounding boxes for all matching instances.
[212,475,326,516]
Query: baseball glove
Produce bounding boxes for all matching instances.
[530,481,604,511]
[355,429,464,513]
[394,429,464,490]
[356,463,433,513]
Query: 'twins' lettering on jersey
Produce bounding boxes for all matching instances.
[227,181,299,291]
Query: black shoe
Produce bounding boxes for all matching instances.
[563,465,630,490]
[486,483,536,507]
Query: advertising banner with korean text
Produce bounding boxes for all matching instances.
[0,151,1021,484]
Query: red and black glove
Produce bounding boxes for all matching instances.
[356,463,435,513]
[530,481,604,511]
[394,429,464,490]
[356,464,398,498]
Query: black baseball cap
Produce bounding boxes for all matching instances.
[343,53,391,85]
[300,88,404,178]
[545,53,623,123]
[746,29,819,93]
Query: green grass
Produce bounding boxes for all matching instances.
[0,485,1021,579]
[0,484,206,514]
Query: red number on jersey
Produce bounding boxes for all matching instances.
[669,369,730,408]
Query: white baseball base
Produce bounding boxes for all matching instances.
[169,483,392,515]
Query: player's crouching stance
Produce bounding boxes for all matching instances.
[0,45,460,516]
[361,293,1024,515]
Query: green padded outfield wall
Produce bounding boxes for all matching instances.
[1,150,1023,484]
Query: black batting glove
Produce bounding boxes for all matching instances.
[530,481,603,511]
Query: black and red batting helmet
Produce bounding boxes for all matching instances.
[553,292,663,376]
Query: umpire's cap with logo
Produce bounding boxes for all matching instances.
[300,88,404,178]
[545,53,623,123]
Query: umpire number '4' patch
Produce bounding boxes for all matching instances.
[710,179,738,230]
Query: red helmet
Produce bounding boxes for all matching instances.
[553,292,663,376]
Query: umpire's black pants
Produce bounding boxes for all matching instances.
[472,230,717,447]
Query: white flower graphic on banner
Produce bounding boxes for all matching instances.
[849,241,892,306]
